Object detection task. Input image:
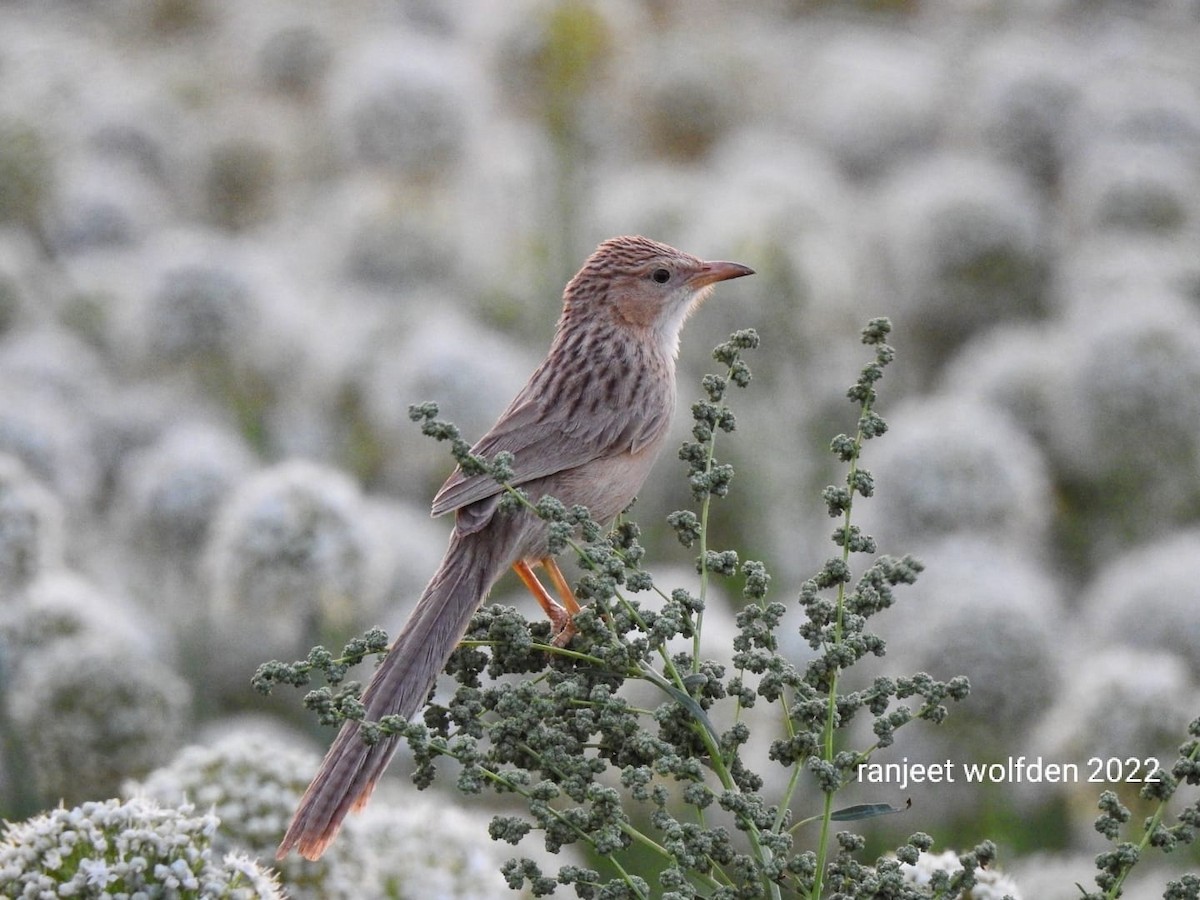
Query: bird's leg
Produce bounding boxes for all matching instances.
[540,557,580,646]
[511,559,578,646]
[540,557,581,615]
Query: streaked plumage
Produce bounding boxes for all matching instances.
[278,236,753,860]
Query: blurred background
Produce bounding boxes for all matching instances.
[0,0,1198,895]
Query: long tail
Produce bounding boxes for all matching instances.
[277,531,502,860]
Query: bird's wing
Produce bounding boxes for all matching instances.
[429,386,669,518]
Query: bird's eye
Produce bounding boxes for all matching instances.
[651,268,671,284]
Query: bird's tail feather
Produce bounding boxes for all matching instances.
[277,531,500,860]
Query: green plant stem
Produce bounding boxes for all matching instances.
[690,360,741,675]
[459,494,782,895]
[692,429,718,676]
[773,696,805,833]
[810,404,871,899]
[436,359,786,895]
[436,732,729,896]
[444,748,656,898]
[1106,740,1200,898]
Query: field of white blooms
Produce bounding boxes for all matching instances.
[1,1,1198,896]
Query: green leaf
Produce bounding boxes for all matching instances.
[830,800,910,822]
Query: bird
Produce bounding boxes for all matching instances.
[277,235,754,860]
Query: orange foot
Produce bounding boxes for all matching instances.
[511,557,580,646]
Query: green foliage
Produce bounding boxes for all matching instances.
[262,322,934,895]
[258,320,1200,897]
[1080,720,1200,899]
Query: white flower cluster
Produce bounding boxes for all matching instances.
[0,797,282,899]
[901,849,1023,900]
[127,727,319,888]
[128,727,523,900]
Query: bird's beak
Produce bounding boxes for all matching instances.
[689,260,755,288]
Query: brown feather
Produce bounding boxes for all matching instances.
[277,235,752,860]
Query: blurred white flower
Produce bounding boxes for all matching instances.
[937,323,1070,449]
[1081,529,1200,679]
[883,536,1066,743]
[145,262,257,366]
[801,29,944,180]
[6,641,192,803]
[358,309,535,498]
[0,327,112,408]
[1033,646,1194,772]
[201,462,372,706]
[861,397,1053,554]
[1045,297,1200,548]
[0,797,283,899]
[257,23,332,97]
[1063,141,1199,236]
[329,35,472,182]
[0,384,101,510]
[116,420,256,565]
[45,155,171,254]
[900,849,1023,899]
[360,495,452,617]
[1005,853,1177,900]
[963,31,1084,188]
[130,726,535,900]
[1069,67,1200,163]
[1051,235,1200,321]
[613,33,746,162]
[0,570,153,669]
[872,154,1049,371]
[208,460,370,635]
[0,453,63,595]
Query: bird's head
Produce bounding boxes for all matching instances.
[562,235,754,357]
